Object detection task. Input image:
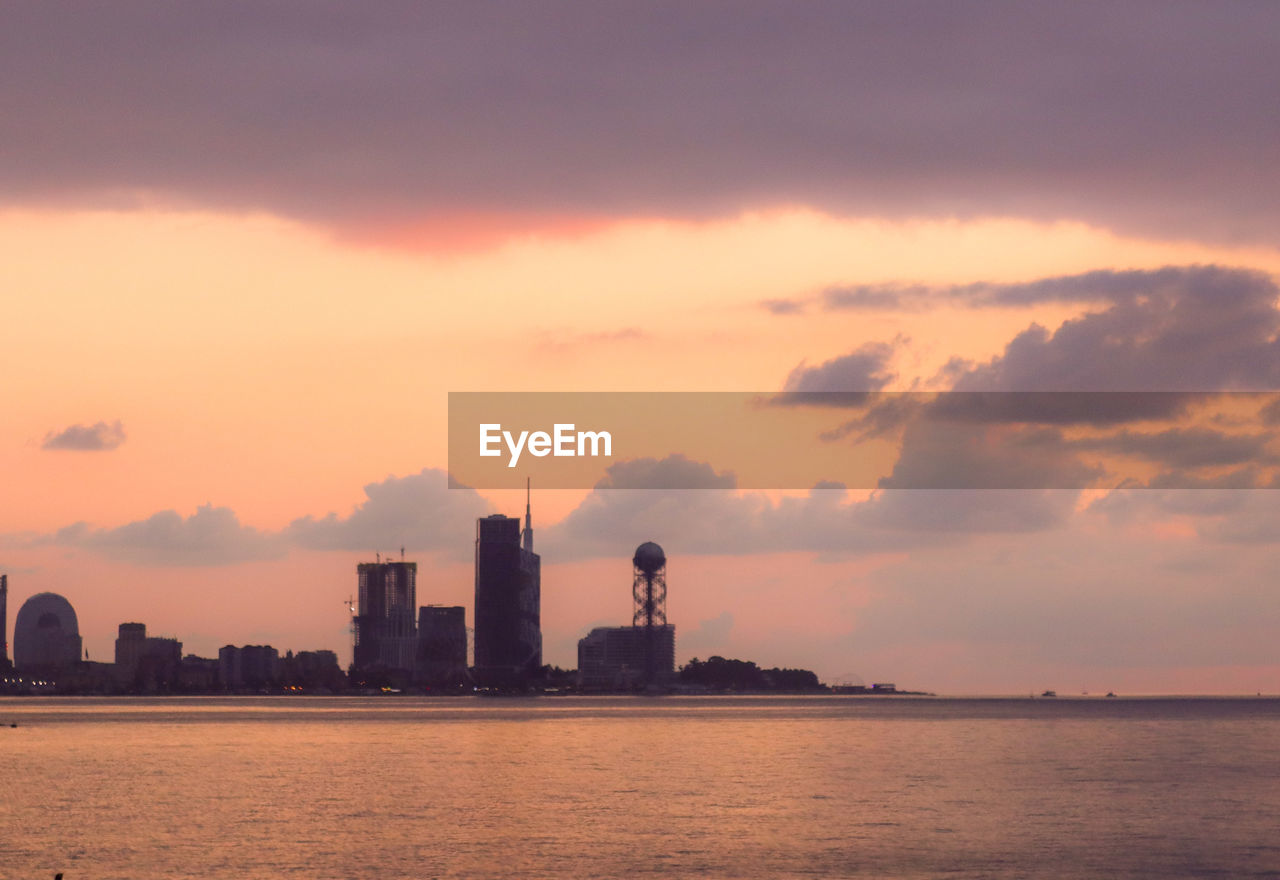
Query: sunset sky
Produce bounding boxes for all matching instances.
[4,3,1280,693]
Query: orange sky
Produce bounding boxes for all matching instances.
[6,206,1277,532]
[5,204,1280,692]
[5,7,1280,692]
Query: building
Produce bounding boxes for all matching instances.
[1,573,9,672]
[576,542,676,690]
[353,559,418,674]
[219,644,281,690]
[13,592,82,674]
[416,605,468,688]
[178,655,221,692]
[115,622,148,671]
[578,625,676,690]
[281,649,344,691]
[114,622,183,691]
[473,485,541,686]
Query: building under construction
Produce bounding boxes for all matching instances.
[353,558,418,675]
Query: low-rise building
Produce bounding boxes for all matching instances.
[577,624,675,690]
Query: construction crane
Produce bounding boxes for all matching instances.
[345,594,357,656]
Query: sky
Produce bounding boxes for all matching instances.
[3,2,1280,693]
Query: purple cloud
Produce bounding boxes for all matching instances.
[42,420,127,451]
[54,505,281,566]
[1,4,1278,241]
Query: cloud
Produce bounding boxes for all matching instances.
[24,468,491,567]
[1090,484,1280,546]
[877,422,1102,491]
[776,267,1280,486]
[543,454,1054,561]
[813,266,1280,318]
[41,420,126,451]
[782,340,900,395]
[54,504,283,566]
[760,298,805,316]
[545,486,762,560]
[1071,427,1280,471]
[1089,484,1255,525]
[923,392,1197,427]
[755,265,1280,518]
[952,266,1280,392]
[592,454,737,490]
[286,468,492,558]
[1200,494,1280,544]
[534,327,650,354]
[822,284,923,311]
[2,6,1278,242]
[551,265,1280,541]
[847,527,1280,684]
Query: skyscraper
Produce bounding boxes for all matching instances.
[353,559,418,674]
[1,573,9,672]
[473,483,541,686]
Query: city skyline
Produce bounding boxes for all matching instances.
[1,533,701,694]
[3,4,1280,694]
[1,489,688,688]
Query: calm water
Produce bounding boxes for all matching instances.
[2,696,1279,879]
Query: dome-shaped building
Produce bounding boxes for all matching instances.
[13,592,83,672]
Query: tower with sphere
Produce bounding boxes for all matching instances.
[632,542,668,688]
[576,541,676,691]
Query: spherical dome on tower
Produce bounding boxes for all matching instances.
[633,541,666,574]
[13,592,82,672]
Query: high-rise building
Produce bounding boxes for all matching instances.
[1,573,9,672]
[416,605,468,688]
[577,624,676,690]
[354,560,417,673]
[473,484,540,685]
[12,592,82,673]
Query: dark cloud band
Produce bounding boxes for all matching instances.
[2,4,1278,241]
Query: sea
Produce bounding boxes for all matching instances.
[1,695,1278,879]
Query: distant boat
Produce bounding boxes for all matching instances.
[1105,692,1117,698]
[1040,690,1057,698]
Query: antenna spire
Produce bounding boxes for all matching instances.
[523,477,533,553]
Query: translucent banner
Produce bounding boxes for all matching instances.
[448,391,1280,490]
